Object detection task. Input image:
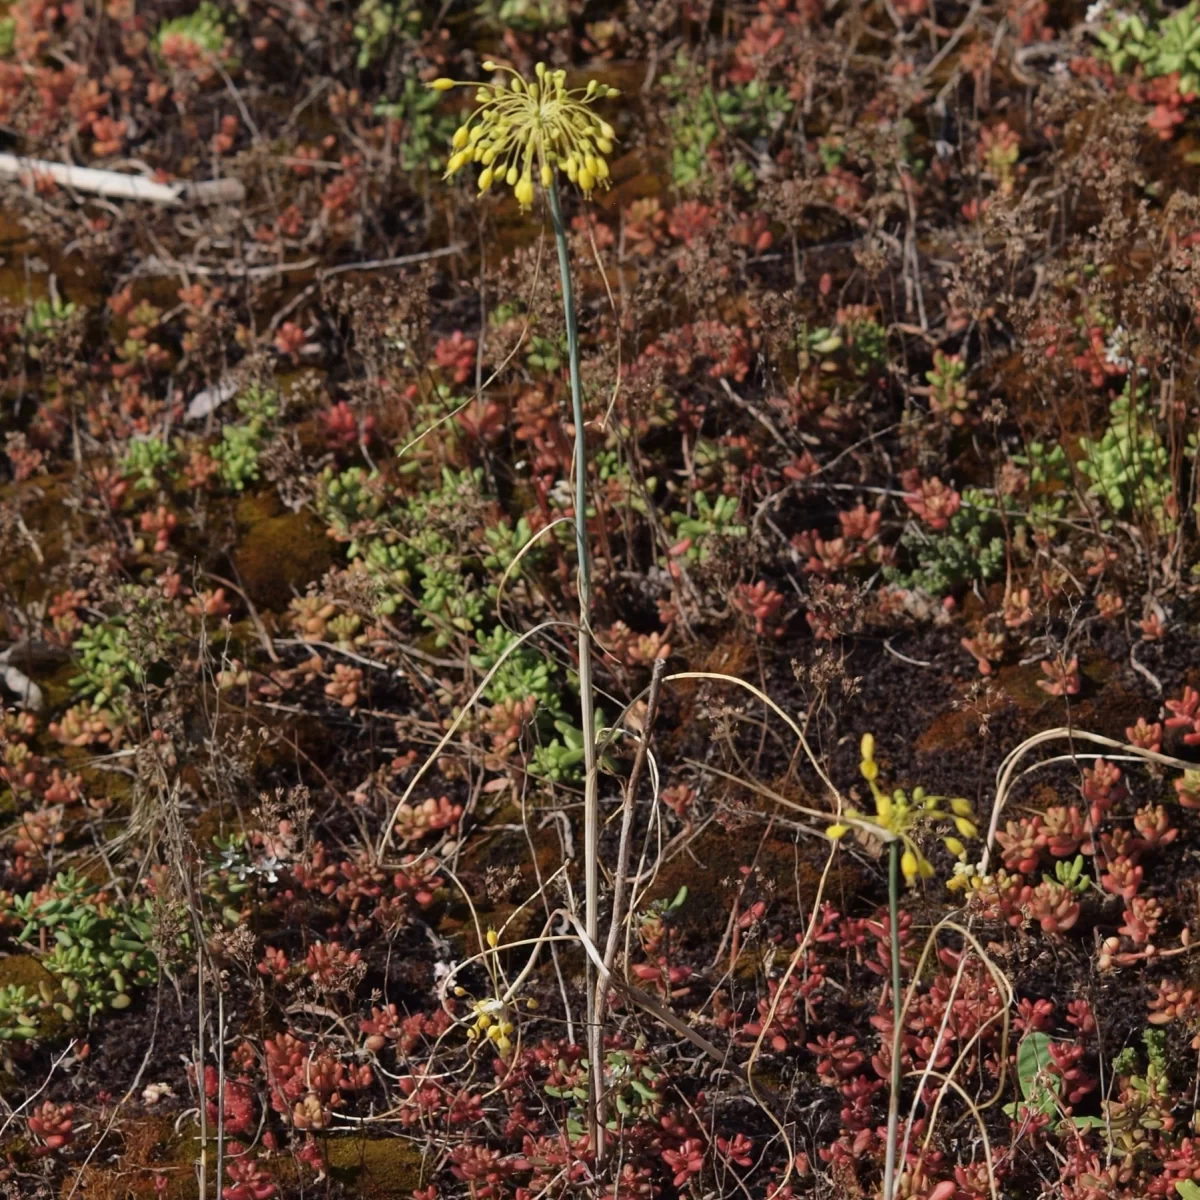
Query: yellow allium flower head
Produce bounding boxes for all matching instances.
[430,61,620,210]
[826,729,978,888]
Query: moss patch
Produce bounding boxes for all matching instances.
[231,491,333,612]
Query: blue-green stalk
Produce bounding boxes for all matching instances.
[547,181,602,1143]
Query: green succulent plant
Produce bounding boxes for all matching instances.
[354,0,422,70]
[886,489,1014,595]
[70,621,143,708]
[662,54,794,192]
[472,627,565,716]
[0,984,41,1041]
[1078,384,1172,528]
[210,386,279,491]
[121,435,177,492]
[7,871,160,1018]
[154,2,227,60]
[1096,3,1200,92]
[666,492,748,565]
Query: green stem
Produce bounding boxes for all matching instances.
[548,182,602,1147]
[883,839,903,1200]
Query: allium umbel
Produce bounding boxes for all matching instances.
[826,733,976,884]
[431,62,619,208]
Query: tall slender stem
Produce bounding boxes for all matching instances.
[883,840,903,1200]
[548,183,602,1143]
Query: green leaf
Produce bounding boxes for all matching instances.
[1175,1183,1200,1200]
[1017,1032,1054,1100]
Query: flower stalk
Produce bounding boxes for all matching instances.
[547,179,603,1143]
[826,735,976,1200]
[430,62,619,1155]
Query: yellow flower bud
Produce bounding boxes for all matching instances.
[541,163,553,187]
[526,998,539,1011]
[861,733,876,762]
[875,793,893,826]
[505,165,519,186]
[919,856,935,879]
[528,82,539,102]
[535,61,546,76]
[486,928,498,948]
[496,1034,512,1054]
[861,759,878,782]
[599,120,615,140]
[447,150,469,174]
[578,167,595,192]
[597,137,614,155]
[483,60,498,71]
[511,76,523,92]
[477,1012,492,1030]
[944,836,967,860]
[900,848,919,880]
[430,78,456,91]
[954,816,978,839]
[826,822,850,841]
[595,157,610,181]
[481,147,496,165]
[584,153,599,176]
[949,797,973,817]
[452,126,469,149]
[514,175,535,208]
[478,167,494,192]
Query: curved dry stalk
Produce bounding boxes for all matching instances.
[895,920,1014,1200]
[491,515,575,628]
[375,618,575,862]
[744,841,840,1196]
[981,727,1197,872]
[664,670,844,804]
[595,658,666,1159]
[394,231,549,465]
